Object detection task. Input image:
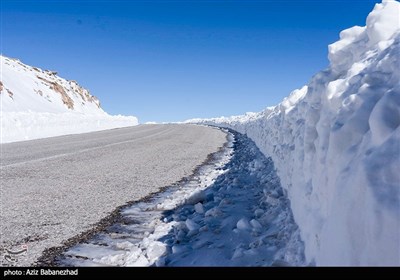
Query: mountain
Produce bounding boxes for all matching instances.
[0,55,138,143]
[188,0,400,266]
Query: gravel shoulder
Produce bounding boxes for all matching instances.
[0,124,227,266]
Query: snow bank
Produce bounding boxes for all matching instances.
[188,1,400,266]
[1,112,138,143]
[0,55,138,143]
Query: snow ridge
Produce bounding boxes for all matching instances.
[188,1,400,266]
[0,55,138,143]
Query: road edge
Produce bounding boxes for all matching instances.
[35,126,230,267]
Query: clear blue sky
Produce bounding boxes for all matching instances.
[1,0,379,123]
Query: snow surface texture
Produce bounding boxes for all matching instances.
[188,1,400,266]
[57,131,304,266]
[0,55,138,143]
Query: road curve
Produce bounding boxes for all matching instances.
[0,124,227,266]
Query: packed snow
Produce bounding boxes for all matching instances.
[188,1,400,266]
[0,55,138,143]
[56,131,304,266]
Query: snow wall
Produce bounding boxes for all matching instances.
[188,1,400,265]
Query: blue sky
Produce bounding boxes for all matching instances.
[1,0,379,123]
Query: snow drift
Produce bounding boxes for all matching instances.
[0,55,138,143]
[188,0,400,266]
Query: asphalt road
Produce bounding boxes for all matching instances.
[0,124,227,266]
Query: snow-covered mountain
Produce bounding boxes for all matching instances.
[188,0,400,266]
[0,55,138,143]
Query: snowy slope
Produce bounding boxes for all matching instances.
[0,55,138,143]
[188,0,400,266]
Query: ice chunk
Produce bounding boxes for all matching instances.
[185,219,200,231]
[146,241,167,261]
[236,218,251,231]
[250,219,262,230]
[194,202,205,214]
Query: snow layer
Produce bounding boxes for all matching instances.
[0,55,138,143]
[188,1,400,266]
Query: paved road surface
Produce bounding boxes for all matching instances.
[0,124,226,266]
